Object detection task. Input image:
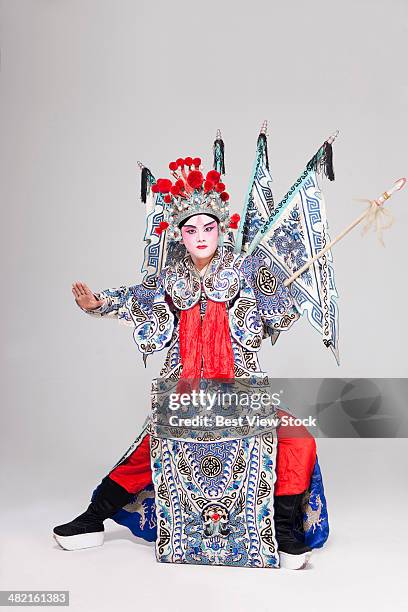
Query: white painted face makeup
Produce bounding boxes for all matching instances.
[180,214,219,269]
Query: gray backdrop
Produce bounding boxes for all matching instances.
[1,1,407,610]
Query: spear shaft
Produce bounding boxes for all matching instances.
[283,178,407,287]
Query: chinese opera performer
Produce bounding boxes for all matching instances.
[54,123,338,570]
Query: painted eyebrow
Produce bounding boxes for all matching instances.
[183,220,217,229]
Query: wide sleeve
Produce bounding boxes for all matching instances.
[78,283,156,327]
[78,271,175,356]
[244,255,301,343]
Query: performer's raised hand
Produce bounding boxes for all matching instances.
[72,281,105,311]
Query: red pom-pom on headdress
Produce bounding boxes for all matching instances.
[215,182,225,193]
[164,194,172,203]
[154,220,169,235]
[206,170,220,184]
[192,157,201,167]
[156,178,173,193]
[184,157,193,166]
[229,213,240,229]
[176,158,185,168]
[169,161,178,172]
[204,180,215,192]
[187,170,204,189]
[220,191,230,201]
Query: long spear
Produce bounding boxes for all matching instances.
[283,178,407,287]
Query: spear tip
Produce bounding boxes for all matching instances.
[393,177,407,192]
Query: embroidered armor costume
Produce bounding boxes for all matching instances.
[54,123,335,567]
[85,246,301,379]
[80,244,327,547]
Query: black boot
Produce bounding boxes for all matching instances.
[53,476,134,550]
[274,492,312,569]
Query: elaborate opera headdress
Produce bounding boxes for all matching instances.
[150,155,239,241]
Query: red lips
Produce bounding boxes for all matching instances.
[196,245,208,249]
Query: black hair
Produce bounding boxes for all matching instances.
[178,213,220,229]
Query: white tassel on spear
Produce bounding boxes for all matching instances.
[284,177,407,287]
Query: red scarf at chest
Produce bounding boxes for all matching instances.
[178,299,235,380]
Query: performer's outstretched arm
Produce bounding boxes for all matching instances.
[72,281,143,325]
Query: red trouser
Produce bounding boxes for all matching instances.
[108,409,316,496]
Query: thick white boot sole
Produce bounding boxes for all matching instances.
[53,531,104,551]
[279,550,312,570]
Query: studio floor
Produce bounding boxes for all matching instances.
[0,439,406,612]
